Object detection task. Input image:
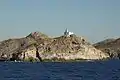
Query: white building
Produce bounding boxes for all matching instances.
[64,29,74,37]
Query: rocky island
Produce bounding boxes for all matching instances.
[0,29,109,62]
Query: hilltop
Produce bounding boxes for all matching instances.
[0,31,109,62]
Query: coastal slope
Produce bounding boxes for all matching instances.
[94,38,120,59]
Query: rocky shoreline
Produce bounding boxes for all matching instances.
[0,31,112,62]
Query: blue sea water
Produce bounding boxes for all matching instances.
[0,60,120,80]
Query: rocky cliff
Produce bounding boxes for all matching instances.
[93,38,120,59]
[0,32,109,62]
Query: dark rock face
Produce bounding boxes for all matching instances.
[93,38,120,59]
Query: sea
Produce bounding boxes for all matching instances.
[0,60,120,80]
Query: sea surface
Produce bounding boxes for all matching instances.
[0,60,120,80]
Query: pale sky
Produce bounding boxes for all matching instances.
[0,0,120,43]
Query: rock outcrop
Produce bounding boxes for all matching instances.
[0,32,109,62]
[94,38,120,59]
[36,35,108,60]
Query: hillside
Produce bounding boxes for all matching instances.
[94,38,120,59]
[0,32,109,62]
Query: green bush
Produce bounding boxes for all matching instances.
[24,57,37,62]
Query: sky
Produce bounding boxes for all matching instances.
[0,0,120,43]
